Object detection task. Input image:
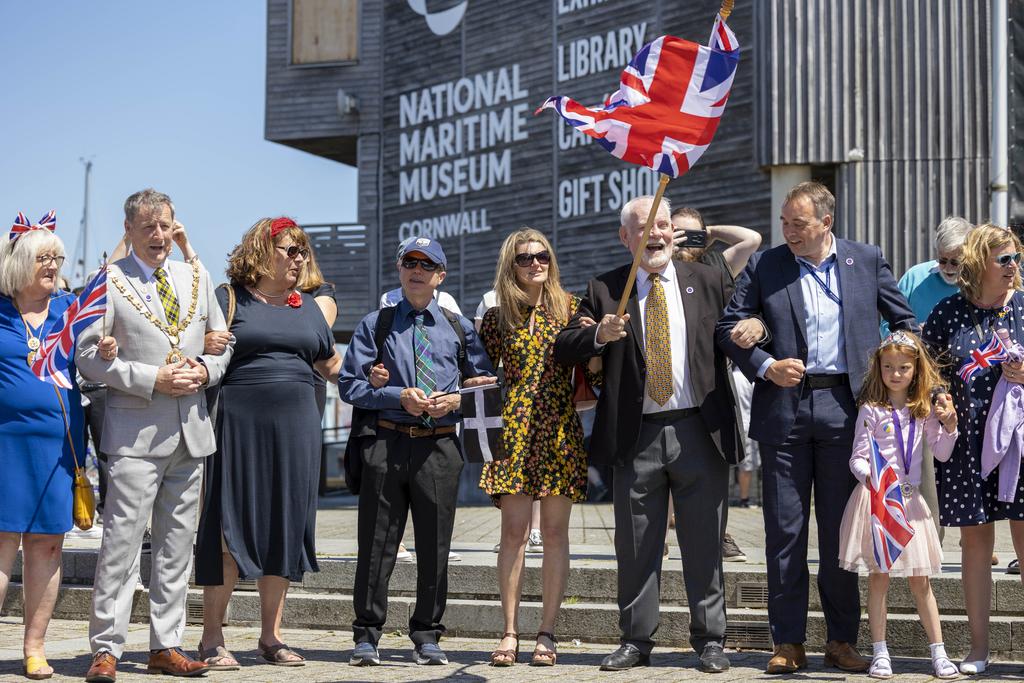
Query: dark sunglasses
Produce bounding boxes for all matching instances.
[995,252,1023,267]
[936,257,961,267]
[514,251,551,267]
[276,244,310,259]
[401,257,441,272]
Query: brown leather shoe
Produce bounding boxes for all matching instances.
[766,643,807,674]
[146,648,209,677]
[823,640,869,672]
[85,652,118,682]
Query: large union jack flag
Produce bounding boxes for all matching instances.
[958,332,1009,383]
[536,12,739,177]
[867,429,915,572]
[32,267,108,389]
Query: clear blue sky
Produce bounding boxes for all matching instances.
[0,2,357,285]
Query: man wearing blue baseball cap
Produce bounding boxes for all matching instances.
[339,236,495,667]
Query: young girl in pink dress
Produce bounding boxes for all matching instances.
[837,331,959,679]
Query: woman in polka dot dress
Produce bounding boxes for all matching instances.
[921,224,1024,675]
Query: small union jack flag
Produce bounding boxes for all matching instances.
[32,266,108,389]
[537,11,739,177]
[867,428,915,572]
[958,332,1009,383]
[10,210,57,241]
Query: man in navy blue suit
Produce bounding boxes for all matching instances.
[716,182,916,674]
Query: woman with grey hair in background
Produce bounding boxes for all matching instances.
[0,213,115,680]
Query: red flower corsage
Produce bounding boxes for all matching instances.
[287,291,302,308]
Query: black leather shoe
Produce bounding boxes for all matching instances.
[599,644,650,671]
[699,643,730,673]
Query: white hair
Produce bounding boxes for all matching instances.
[620,195,672,230]
[0,230,66,297]
[935,216,973,254]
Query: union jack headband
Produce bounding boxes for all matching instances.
[10,210,57,241]
[880,331,918,350]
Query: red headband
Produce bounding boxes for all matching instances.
[269,216,297,239]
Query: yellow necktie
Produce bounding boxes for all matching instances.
[644,272,672,406]
[154,267,180,327]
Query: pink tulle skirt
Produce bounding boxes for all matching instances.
[837,483,944,577]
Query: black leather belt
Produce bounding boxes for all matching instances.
[804,373,848,390]
[377,420,457,438]
[642,407,700,423]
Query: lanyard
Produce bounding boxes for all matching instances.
[890,409,916,477]
[800,261,842,307]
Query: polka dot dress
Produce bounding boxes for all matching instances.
[922,291,1024,526]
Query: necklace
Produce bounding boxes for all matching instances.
[15,300,50,367]
[253,285,289,300]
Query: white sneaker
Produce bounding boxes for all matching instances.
[66,526,103,540]
[448,551,462,562]
[397,543,414,562]
[526,529,543,553]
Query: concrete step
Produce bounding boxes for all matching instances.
[3,584,1023,661]
[25,548,1023,616]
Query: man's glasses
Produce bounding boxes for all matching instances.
[401,257,441,272]
[995,252,1023,267]
[276,245,310,259]
[936,257,961,267]
[514,251,551,267]
[35,255,66,267]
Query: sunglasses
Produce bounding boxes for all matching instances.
[401,257,441,272]
[276,244,310,259]
[514,251,551,267]
[995,252,1023,267]
[936,257,961,267]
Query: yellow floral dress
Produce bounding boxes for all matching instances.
[478,297,597,505]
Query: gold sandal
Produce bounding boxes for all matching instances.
[489,632,519,667]
[531,631,558,666]
[24,655,53,680]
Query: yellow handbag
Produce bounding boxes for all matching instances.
[53,386,96,531]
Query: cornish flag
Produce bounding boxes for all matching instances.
[958,332,1010,383]
[461,383,505,463]
[536,11,739,177]
[32,266,108,389]
[867,428,915,572]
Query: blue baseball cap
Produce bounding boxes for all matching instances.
[399,236,447,269]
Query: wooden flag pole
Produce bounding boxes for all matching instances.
[615,173,671,318]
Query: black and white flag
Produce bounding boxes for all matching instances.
[460,383,505,463]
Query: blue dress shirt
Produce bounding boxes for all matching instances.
[338,297,494,426]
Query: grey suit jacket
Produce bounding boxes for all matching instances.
[76,257,233,457]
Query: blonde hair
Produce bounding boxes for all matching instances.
[493,228,571,334]
[0,230,66,297]
[297,243,327,293]
[859,332,944,420]
[226,217,310,287]
[958,223,1023,302]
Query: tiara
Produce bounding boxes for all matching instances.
[880,331,917,350]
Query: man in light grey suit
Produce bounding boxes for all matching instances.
[77,189,233,682]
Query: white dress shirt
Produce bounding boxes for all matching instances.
[131,253,178,302]
[636,264,696,413]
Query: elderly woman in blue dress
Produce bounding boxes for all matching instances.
[0,213,116,680]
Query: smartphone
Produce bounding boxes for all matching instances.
[675,230,708,249]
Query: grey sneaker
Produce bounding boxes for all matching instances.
[722,533,747,562]
[350,642,380,666]
[526,529,543,553]
[414,642,448,665]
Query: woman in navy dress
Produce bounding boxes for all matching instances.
[0,222,89,679]
[922,224,1024,675]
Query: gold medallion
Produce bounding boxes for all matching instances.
[168,324,179,337]
[27,337,40,351]
[26,351,36,366]
[166,347,186,364]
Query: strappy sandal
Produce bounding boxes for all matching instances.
[258,640,306,667]
[489,632,519,667]
[932,655,959,679]
[23,655,53,680]
[531,631,558,667]
[869,653,893,679]
[198,642,241,671]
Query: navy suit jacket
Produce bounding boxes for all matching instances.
[715,238,917,446]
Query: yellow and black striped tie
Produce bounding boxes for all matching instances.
[644,272,672,405]
[153,267,180,327]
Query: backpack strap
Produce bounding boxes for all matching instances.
[440,308,467,377]
[218,283,237,328]
[372,306,397,366]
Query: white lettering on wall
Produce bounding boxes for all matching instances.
[399,209,494,241]
[557,0,609,15]
[557,23,646,82]
[557,168,660,219]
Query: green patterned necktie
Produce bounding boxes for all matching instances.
[413,312,436,426]
[153,267,180,327]
[645,272,672,406]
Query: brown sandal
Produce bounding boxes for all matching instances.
[258,640,306,666]
[490,632,519,667]
[198,642,241,671]
[531,631,558,666]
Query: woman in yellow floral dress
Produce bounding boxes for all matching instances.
[479,228,597,668]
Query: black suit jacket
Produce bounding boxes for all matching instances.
[554,260,739,466]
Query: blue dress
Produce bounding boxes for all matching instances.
[0,293,84,534]
[923,291,1024,526]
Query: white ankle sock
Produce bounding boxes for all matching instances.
[872,641,889,657]
[929,643,948,660]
